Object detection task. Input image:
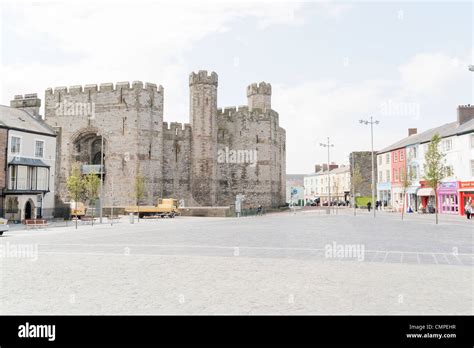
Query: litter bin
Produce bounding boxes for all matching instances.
[129,212,135,224]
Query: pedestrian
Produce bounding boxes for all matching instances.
[465,200,472,220]
[375,201,379,211]
[367,201,371,212]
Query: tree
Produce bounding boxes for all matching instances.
[83,171,101,226]
[66,163,85,229]
[134,170,146,222]
[351,164,364,216]
[400,166,414,221]
[423,133,447,224]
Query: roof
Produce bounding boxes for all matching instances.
[9,156,49,167]
[0,105,56,136]
[286,174,306,181]
[305,165,350,177]
[378,119,474,154]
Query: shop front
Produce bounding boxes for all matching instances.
[376,182,391,208]
[406,185,419,212]
[417,181,435,213]
[458,181,474,216]
[437,181,459,214]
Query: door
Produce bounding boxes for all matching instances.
[25,201,32,220]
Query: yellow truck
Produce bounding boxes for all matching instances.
[69,201,86,219]
[125,198,180,218]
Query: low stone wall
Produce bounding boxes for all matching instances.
[178,206,233,217]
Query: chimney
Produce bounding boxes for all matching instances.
[408,128,417,136]
[314,164,322,173]
[328,164,339,171]
[457,104,474,125]
[10,94,42,118]
[322,164,328,172]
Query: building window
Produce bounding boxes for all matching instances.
[394,168,399,181]
[11,136,21,154]
[7,165,49,191]
[445,165,454,177]
[385,153,389,164]
[386,169,390,182]
[16,165,28,190]
[35,140,44,158]
[378,156,382,165]
[378,171,382,183]
[442,139,452,152]
[412,146,417,158]
[393,152,398,162]
[399,151,404,161]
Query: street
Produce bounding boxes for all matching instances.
[0,209,472,315]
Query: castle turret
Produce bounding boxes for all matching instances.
[10,93,41,118]
[189,70,218,206]
[247,82,271,111]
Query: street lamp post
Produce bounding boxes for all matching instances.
[320,137,334,212]
[96,133,108,224]
[359,117,379,218]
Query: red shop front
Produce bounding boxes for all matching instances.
[459,181,474,216]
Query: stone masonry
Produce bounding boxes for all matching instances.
[43,71,286,209]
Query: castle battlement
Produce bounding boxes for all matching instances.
[45,81,164,95]
[247,82,271,97]
[163,121,191,138]
[189,70,218,86]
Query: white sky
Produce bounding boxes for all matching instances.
[1,0,473,173]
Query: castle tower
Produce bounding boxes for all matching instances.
[189,70,218,206]
[247,82,271,111]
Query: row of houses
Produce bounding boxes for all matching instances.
[301,152,374,205]
[376,105,474,216]
[0,95,57,221]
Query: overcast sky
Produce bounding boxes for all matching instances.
[1,0,472,173]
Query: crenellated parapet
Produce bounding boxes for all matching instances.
[163,121,192,140]
[246,82,271,97]
[46,81,164,96]
[217,105,278,123]
[189,70,218,86]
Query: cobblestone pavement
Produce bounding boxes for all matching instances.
[0,210,472,314]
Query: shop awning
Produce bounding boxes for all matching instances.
[417,188,435,196]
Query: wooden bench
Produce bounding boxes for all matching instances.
[80,216,97,225]
[106,215,121,223]
[25,219,49,229]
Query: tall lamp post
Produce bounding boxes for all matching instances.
[320,137,334,212]
[98,133,104,224]
[359,117,379,218]
[96,131,112,224]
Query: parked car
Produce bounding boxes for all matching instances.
[0,218,9,236]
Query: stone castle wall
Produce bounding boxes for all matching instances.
[44,81,164,207]
[43,72,286,209]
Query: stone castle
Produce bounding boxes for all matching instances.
[42,71,286,209]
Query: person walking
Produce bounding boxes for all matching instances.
[465,200,472,220]
[367,201,372,212]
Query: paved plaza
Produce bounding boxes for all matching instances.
[0,209,472,315]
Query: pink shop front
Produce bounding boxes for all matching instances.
[437,181,460,214]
